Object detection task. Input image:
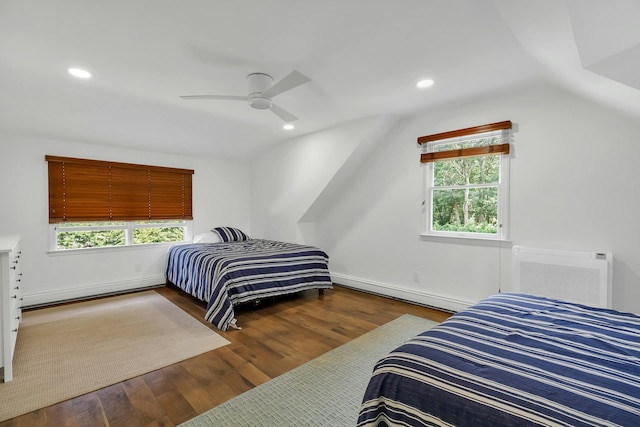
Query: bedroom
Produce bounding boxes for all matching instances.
[1,0,640,425]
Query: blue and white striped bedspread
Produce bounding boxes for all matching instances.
[358,293,640,426]
[165,239,332,331]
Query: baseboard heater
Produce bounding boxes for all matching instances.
[512,246,612,308]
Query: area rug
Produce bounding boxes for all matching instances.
[179,314,438,427]
[0,290,230,422]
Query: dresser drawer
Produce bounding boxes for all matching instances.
[10,305,20,334]
[8,247,21,287]
[1,235,22,382]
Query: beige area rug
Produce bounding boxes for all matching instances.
[0,290,230,422]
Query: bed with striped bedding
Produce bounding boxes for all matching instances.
[358,293,640,426]
[165,239,332,331]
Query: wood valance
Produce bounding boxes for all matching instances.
[417,120,512,144]
[418,121,512,163]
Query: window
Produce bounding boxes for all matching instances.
[51,220,190,250]
[419,121,511,240]
[46,156,194,250]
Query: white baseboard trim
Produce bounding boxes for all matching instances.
[330,272,473,313]
[22,276,166,308]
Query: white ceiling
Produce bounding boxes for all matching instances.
[1,0,638,161]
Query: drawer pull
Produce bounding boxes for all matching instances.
[14,286,19,289]
[11,295,17,299]
[10,266,16,270]
[12,329,18,333]
[15,316,21,320]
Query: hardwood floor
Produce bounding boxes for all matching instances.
[1,285,451,427]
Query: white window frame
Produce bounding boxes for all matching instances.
[49,220,193,252]
[422,132,510,242]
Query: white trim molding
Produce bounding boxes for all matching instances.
[330,272,473,313]
[21,276,166,308]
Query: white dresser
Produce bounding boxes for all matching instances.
[0,235,22,382]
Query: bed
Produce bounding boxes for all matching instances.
[165,231,332,331]
[358,293,640,426]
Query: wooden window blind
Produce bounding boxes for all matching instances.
[46,156,194,223]
[418,120,511,163]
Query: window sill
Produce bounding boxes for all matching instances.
[47,241,184,256]
[419,233,512,247]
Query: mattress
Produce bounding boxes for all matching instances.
[165,239,332,330]
[358,293,640,426]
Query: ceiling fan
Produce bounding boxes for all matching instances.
[180,70,311,123]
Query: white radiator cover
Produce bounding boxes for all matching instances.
[512,246,612,309]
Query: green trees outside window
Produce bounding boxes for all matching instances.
[133,227,184,244]
[432,154,500,234]
[55,221,186,250]
[58,230,126,249]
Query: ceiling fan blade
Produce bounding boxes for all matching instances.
[269,104,299,123]
[179,95,248,101]
[261,70,311,99]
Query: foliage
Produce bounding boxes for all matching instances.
[133,227,184,244]
[57,225,184,249]
[58,230,125,249]
[431,141,500,234]
[433,222,497,234]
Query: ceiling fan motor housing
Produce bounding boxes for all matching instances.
[247,73,273,109]
[180,70,308,122]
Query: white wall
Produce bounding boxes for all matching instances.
[251,115,397,243]
[252,82,640,314]
[0,135,250,306]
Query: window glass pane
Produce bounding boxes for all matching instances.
[57,230,126,249]
[133,227,184,244]
[134,220,186,225]
[434,155,500,187]
[58,221,126,228]
[432,187,498,234]
[434,136,502,152]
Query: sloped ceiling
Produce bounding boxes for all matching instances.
[494,0,640,118]
[0,0,638,161]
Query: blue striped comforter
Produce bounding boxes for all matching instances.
[358,293,640,426]
[165,239,332,330]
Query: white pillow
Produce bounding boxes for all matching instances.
[192,231,222,244]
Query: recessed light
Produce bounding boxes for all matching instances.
[68,68,92,79]
[283,124,294,130]
[417,79,434,89]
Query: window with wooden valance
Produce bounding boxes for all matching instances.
[418,120,512,240]
[46,156,194,223]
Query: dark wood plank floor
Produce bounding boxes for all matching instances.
[1,285,451,427]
